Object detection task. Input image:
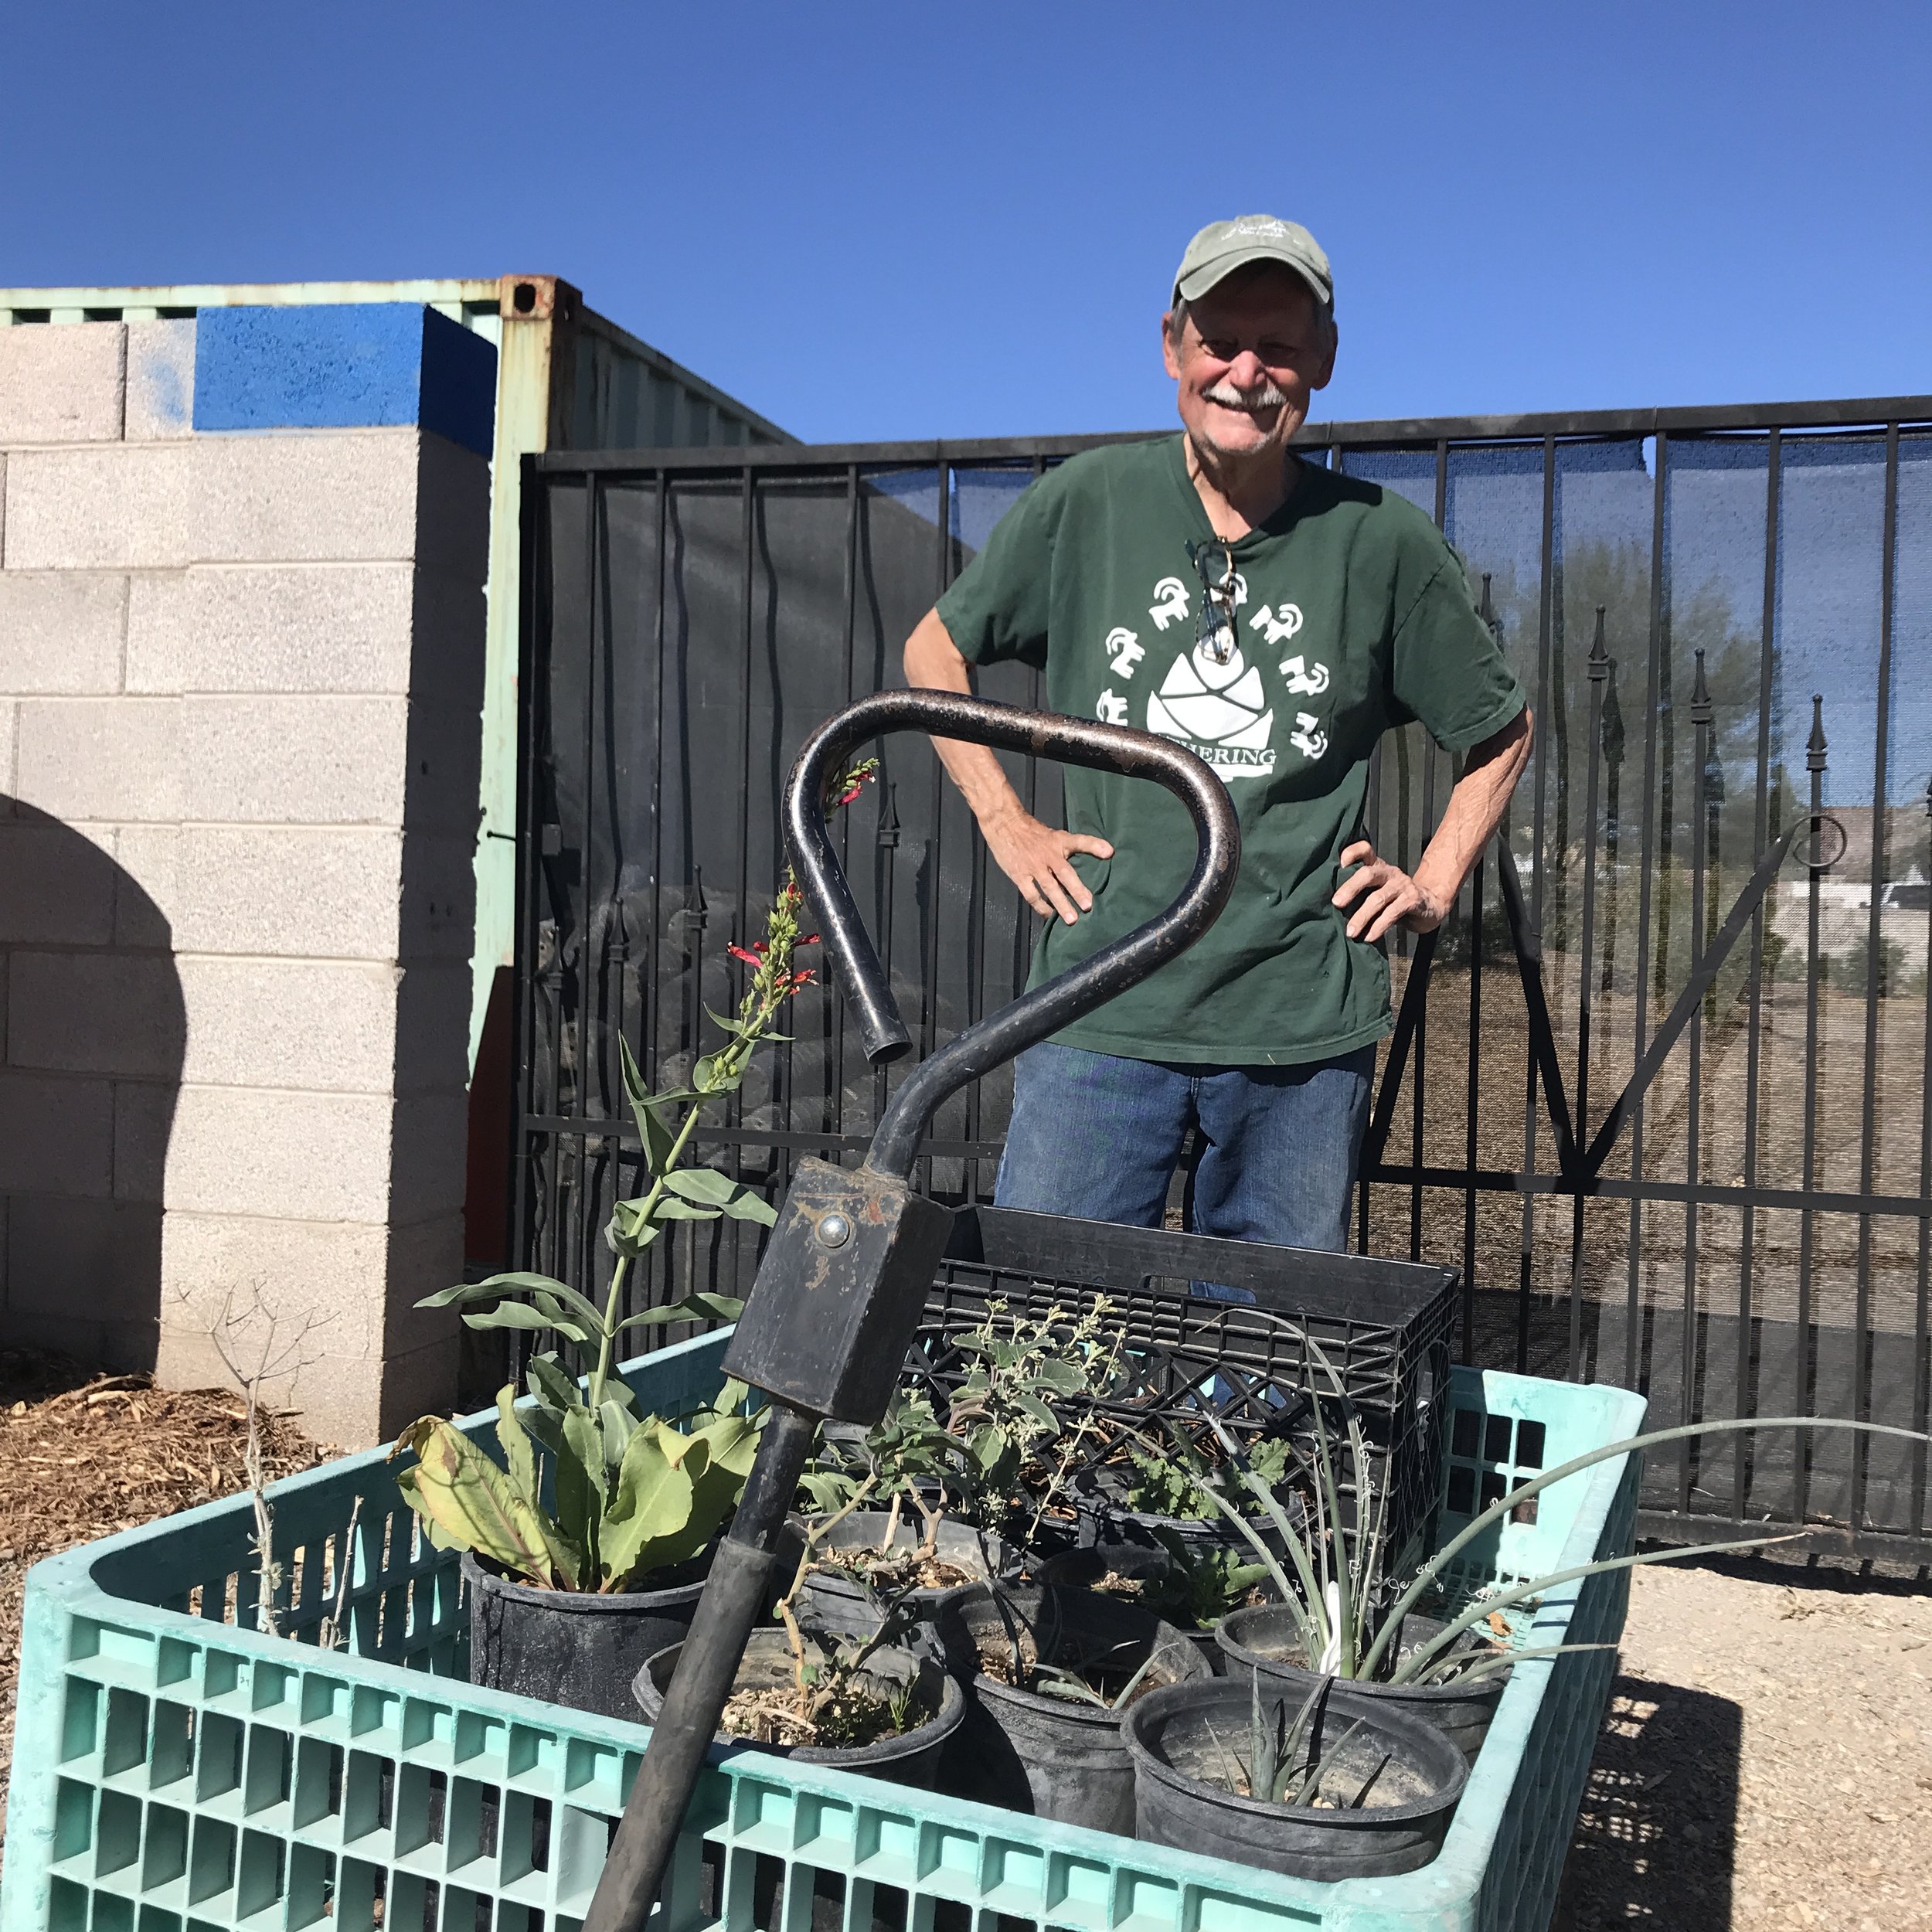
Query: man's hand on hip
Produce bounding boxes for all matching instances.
[983,804,1114,924]
[1332,840,1448,941]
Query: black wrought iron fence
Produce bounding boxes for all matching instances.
[515,397,1932,1564]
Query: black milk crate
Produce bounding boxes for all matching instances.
[903,1206,1459,1570]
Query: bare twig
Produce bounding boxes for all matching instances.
[317,1495,365,1651]
[173,1283,333,1640]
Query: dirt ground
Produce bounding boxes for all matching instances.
[1557,1553,1932,1931]
[0,1349,1926,1928]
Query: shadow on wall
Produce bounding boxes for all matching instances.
[0,799,185,1369]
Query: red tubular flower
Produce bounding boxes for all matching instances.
[789,968,817,988]
[835,784,863,806]
[800,933,820,946]
[727,944,761,966]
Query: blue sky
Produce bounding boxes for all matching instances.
[3,2,1926,444]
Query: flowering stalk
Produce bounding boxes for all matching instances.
[403,758,879,1593]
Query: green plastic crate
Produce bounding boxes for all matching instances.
[0,1335,1645,1932]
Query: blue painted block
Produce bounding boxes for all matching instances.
[193,303,497,457]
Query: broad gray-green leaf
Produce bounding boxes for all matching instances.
[526,1352,587,1420]
[617,1291,745,1332]
[531,1291,597,1345]
[692,1407,763,1481]
[664,1167,750,1206]
[417,1272,573,1312]
[464,1301,583,1338]
[651,1197,723,1221]
[597,1426,697,1588]
[495,1385,542,1506]
[522,1278,609,1338]
[599,1396,638,1471]
[665,1168,777,1225]
[391,1417,568,1587]
[608,1196,667,1256]
[620,1039,679,1175]
[556,1404,608,1554]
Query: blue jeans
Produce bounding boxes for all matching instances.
[994,1042,1376,1273]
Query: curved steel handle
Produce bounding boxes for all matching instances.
[785,689,1242,1179]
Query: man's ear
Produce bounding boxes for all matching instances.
[1161,312,1183,381]
[1310,318,1339,392]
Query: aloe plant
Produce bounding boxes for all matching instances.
[390,759,878,1591]
[1182,1321,1932,1689]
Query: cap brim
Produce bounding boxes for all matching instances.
[1175,244,1330,308]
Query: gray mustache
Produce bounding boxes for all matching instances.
[1204,379,1289,412]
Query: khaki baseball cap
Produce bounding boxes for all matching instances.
[1172,215,1333,310]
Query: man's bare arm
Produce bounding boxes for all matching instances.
[1331,707,1534,943]
[903,607,1113,924]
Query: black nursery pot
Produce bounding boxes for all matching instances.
[634,1630,964,1785]
[1124,1675,1468,1881]
[1216,1602,1510,1764]
[463,1549,709,1723]
[1036,1546,1250,1675]
[793,1511,1022,1643]
[934,1582,1209,1835]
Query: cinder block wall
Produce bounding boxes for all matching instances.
[0,308,493,1445]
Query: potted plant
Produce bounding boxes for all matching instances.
[1037,1537,1277,1672]
[792,1390,1021,1636]
[390,760,876,1721]
[940,1294,1128,1552]
[934,1580,1209,1833]
[1073,1430,1304,1564]
[633,1497,964,1784]
[1199,1327,1932,1762]
[1124,1669,1468,1880]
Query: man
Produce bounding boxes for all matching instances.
[902,216,1532,1256]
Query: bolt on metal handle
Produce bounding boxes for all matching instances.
[785,688,1243,1177]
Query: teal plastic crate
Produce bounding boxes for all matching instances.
[0,1336,1645,1932]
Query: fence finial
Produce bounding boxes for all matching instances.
[1588,605,1608,679]
[689,866,709,928]
[876,781,901,849]
[1807,694,1828,772]
[1691,648,1712,723]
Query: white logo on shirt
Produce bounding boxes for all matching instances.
[1148,577,1190,631]
[1279,653,1330,697]
[1145,635,1277,777]
[1105,628,1145,678]
[1290,712,1328,760]
[1250,600,1303,647]
[1096,688,1129,724]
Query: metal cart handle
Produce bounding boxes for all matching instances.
[583,692,1239,1932]
[787,687,1243,1177]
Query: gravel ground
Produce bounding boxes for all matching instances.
[1557,1553,1932,1931]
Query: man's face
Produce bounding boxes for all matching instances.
[1162,267,1337,464]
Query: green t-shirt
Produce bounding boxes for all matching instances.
[934,434,1526,1066]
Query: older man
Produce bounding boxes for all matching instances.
[902,216,1531,1256]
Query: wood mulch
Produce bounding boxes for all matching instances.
[0,1348,332,1825]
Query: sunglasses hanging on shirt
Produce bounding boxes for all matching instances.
[1186,537,1240,666]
